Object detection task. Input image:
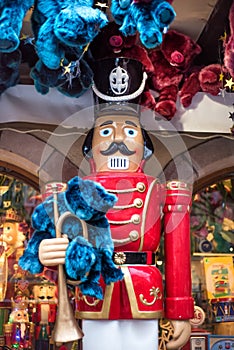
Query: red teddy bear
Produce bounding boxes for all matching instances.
[147,29,202,119]
[180,1,234,109]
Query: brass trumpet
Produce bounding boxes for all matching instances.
[50,183,84,345]
[53,264,84,344]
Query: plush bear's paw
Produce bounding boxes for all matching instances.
[153,1,176,29]
[0,68,20,95]
[141,91,157,111]
[138,23,162,49]
[34,81,50,95]
[65,237,96,280]
[120,18,136,37]
[180,93,193,108]
[30,59,65,94]
[155,100,176,120]
[0,28,19,53]
[79,281,103,299]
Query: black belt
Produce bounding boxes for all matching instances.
[113,251,156,265]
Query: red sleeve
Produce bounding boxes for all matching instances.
[163,181,194,320]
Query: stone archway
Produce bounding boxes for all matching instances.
[162,135,234,192]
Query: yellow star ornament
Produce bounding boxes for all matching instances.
[224,77,234,89]
[62,62,71,75]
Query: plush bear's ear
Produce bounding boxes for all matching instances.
[86,180,118,213]
[65,176,117,218]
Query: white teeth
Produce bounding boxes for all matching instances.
[108,157,129,170]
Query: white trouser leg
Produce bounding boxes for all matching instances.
[82,319,158,350]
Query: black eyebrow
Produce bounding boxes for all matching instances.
[125,120,138,127]
[99,120,138,127]
[100,120,113,126]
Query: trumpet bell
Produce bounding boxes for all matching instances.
[53,265,84,344]
[53,305,84,344]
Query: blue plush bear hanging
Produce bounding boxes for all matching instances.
[19,176,124,299]
[32,0,108,70]
[111,0,176,49]
[0,0,34,53]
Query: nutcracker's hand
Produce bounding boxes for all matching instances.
[39,236,69,266]
[166,320,191,350]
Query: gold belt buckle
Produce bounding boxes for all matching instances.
[114,252,127,265]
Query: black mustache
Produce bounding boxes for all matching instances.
[101,142,136,156]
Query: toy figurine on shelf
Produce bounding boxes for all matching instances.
[4,295,34,349]
[32,277,57,350]
[0,208,27,302]
[19,55,194,350]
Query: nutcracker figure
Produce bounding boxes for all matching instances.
[32,278,57,350]
[37,57,194,350]
[0,208,26,301]
[4,297,34,349]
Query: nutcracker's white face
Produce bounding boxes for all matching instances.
[10,309,29,323]
[92,115,144,172]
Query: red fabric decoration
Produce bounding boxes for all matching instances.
[224,0,234,78]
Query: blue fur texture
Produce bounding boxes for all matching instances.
[32,0,108,70]
[19,176,124,299]
[0,49,21,94]
[0,0,34,52]
[54,1,108,47]
[111,0,176,49]
[30,0,94,98]
[30,56,93,97]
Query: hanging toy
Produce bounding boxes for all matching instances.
[111,0,176,49]
[0,0,34,53]
[0,50,21,96]
[32,0,108,70]
[19,176,124,300]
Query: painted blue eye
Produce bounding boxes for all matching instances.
[124,128,138,137]
[100,128,113,137]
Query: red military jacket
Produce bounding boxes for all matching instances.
[76,171,194,321]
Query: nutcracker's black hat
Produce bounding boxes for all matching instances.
[92,57,147,118]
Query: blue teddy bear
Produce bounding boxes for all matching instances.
[19,176,124,300]
[0,0,34,53]
[0,49,21,95]
[32,0,108,70]
[111,0,176,49]
[30,54,93,97]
